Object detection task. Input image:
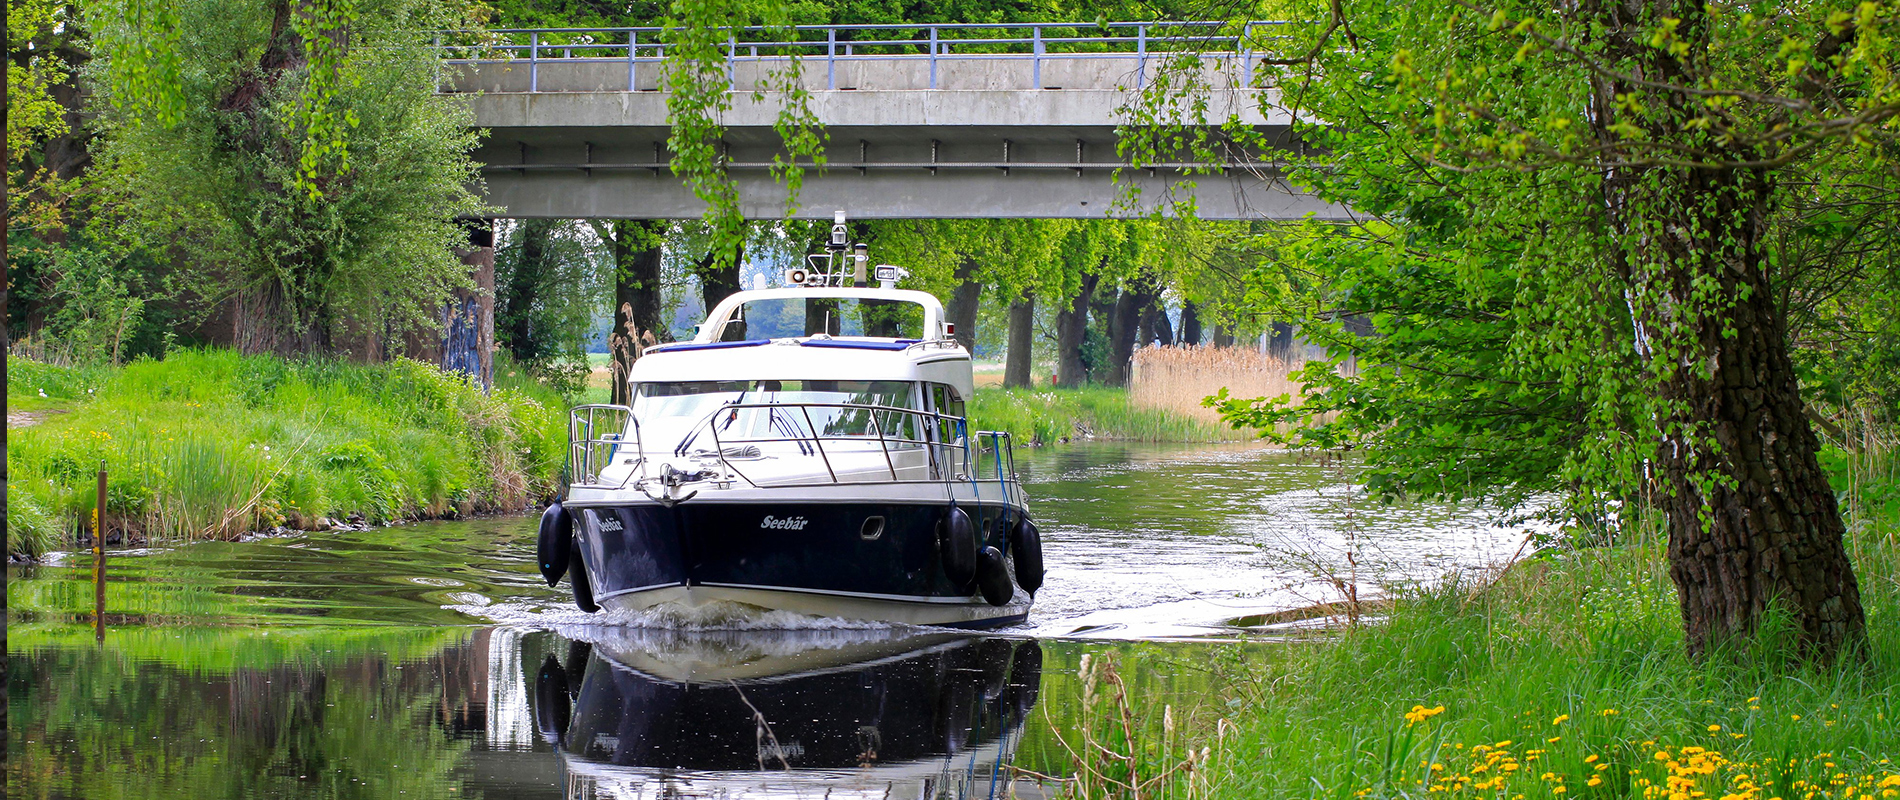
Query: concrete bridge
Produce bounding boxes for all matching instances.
[441,22,1343,221]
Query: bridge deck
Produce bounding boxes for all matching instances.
[444,22,1344,220]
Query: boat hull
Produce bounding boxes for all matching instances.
[568,498,1033,628]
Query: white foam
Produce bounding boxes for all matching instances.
[449,598,918,634]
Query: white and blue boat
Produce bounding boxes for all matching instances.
[534,227,1042,628]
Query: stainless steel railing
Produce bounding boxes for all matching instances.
[568,400,1020,493]
[435,20,1288,92]
[568,404,640,486]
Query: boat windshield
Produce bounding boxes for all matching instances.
[713,298,925,341]
[632,380,923,449]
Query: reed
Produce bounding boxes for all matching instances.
[970,386,1250,445]
[1128,345,1319,426]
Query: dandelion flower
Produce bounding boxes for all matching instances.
[1708,724,1723,733]
[1553,714,1570,725]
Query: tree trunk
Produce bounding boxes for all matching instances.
[497,219,551,362]
[1148,302,1173,349]
[1267,321,1296,357]
[1103,281,1159,387]
[946,256,982,351]
[1054,273,1099,388]
[1210,325,1235,348]
[1004,294,1035,388]
[698,243,744,340]
[1587,0,1865,660]
[1179,301,1202,345]
[610,221,666,405]
[1622,168,1865,659]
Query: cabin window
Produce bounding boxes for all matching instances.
[632,380,922,447]
[929,383,967,443]
[711,297,926,340]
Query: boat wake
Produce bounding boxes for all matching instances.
[448,597,922,633]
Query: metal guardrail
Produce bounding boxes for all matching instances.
[569,404,639,486]
[436,20,1287,92]
[567,400,1021,491]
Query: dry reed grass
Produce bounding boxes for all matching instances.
[1129,345,1316,425]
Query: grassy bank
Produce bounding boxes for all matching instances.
[6,349,566,559]
[971,386,1253,445]
[1048,452,1900,799]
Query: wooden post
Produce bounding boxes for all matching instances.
[93,461,107,642]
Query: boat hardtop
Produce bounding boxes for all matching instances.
[629,287,974,398]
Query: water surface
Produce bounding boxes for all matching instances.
[8,443,1530,798]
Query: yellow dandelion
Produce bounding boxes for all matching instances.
[1553,714,1571,725]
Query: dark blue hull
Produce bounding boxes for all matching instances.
[571,499,1032,627]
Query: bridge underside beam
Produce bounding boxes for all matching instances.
[474,122,1344,220]
[482,166,1340,220]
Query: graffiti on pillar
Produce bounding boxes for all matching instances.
[443,296,484,383]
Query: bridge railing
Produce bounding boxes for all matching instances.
[435,21,1288,93]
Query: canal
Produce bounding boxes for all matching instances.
[7,443,1530,798]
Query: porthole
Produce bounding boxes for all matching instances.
[860,516,886,541]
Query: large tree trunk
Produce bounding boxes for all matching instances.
[609,221,666,405]
[1618,166,1865,659]
[1054,273,1099,388]
[1103,280,1160,387]
[1179,300,1202,345]
[1590,0,1864,659]
[946,256,982,351]
[1004,294,1035,388]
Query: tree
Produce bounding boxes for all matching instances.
[86,0,489,357]
[494,219,607,393]
[1199,0,1898,658]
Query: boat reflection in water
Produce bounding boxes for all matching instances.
[534,630,1044,799]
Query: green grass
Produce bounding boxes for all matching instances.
[1050,451,1900,799]
[971,386,1252,445]
[5,348,568,558]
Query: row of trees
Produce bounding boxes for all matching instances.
[489,215,1279,399]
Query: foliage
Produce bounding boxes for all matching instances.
[5,0,74,159]
[84,0,490,354]
[494,219,611,393]
[5,349,566,557]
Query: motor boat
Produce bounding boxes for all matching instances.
[531,629,1044,799]
[535,218,1043,628]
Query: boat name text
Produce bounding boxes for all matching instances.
[761,515,810,531]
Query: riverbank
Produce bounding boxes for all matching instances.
[6,349,567,560]
[1080,453,1900,799]
[971,386,1253,444]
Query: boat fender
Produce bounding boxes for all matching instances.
[533,655,572,746]
[939,507,978,587]
[976,546,1013,606]
[569,538,600,613]
[1009,518,1045,594]
[536,503,572,587]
